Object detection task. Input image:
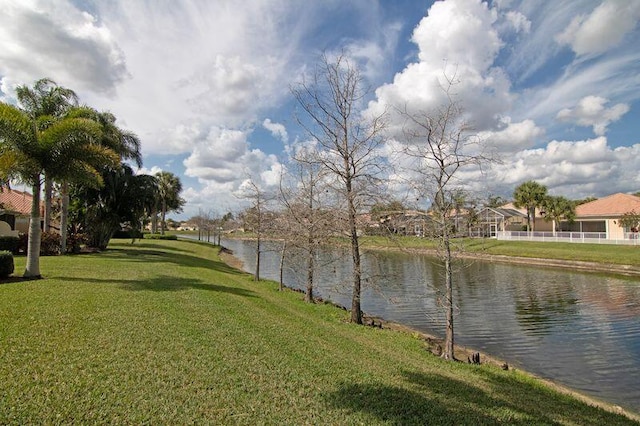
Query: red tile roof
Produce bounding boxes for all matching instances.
[576,193,640,217]
[0,187,40,216]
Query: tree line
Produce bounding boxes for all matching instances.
[0,78,185,278]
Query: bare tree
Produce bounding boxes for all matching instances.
[278,145,336,302]
[292,52,387,324]
[397,79,490,360]
[238,178,273,282]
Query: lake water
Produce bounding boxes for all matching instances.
[215,237,640,414]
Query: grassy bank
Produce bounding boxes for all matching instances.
[359,235,640,267]
[1,240,637,424]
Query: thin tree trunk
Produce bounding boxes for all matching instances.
[279,240,286,291]
[254,233,261,281]
[60,181,69,254]
[24,177,42,278]
[305,241,315,302]
[43,176,52,232]
[442,235,455,360]
[348,194,363,324]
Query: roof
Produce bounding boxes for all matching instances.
[492,207,526,218]
[0,187,38,216]
[576,193,640,217]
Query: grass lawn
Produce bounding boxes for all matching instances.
[0,239,637,424]
[359,235,640,267]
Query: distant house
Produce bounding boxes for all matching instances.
[569,193,640,239]
[0,187,43,236]
[471,207,527,237]
[377,210,433,237]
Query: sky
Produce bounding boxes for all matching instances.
[1,0,639,220]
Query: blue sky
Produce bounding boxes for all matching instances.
[1,0,639,219]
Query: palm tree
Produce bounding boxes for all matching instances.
[0,103,112,277]
[513,181,548,233]
[58,107,142,253]
[541,195,576,234]
[155,171,185,234]
[76,165,157,249]
[15,79,79,232]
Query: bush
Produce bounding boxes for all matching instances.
[0,236,20,254]
[0,251,14,278]
[18,233,28,254]
[113,229,144,239]
[40,231,61,255]
[66,232,87,254]
[145,233,178,240]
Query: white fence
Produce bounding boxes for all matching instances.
[497,231,640,245]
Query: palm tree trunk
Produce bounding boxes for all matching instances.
[43,176,52,232]
[60,181,69,254]
[24,177,42,278]
[161,200,166,235]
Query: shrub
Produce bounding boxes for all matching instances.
[0,236,20,254]
[145,233,178,240]
[0,251,14,278]
[40,231,61,255]
[66,232,87,254]
[113,229,144,239]
[18,233,28,254]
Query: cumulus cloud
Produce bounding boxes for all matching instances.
[263,119,289,143]
[181,125,282,200]
[556,0,640,56]
[492,137,640,198]
[556,96,630,136]
[480,118,544,152]
[368,0,512,134]
[0,1,128,95]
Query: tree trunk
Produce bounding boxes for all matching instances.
[151,207,158,234]
[43,176,52,233]
[254,233,261,281]
[60,181,69,254]
[442,235,455,360]
[24,177,42,278]
[279,241,286,292]
[305,239,315,302]
[348,193,363,324]
[161,200,167,235]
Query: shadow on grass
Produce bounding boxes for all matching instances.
[58,275,257,297]
[102,246,244,276]
[325,369,635,425]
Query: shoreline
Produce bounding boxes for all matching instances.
[216,242,640,422]
[375,245,640,277]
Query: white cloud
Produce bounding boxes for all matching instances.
[368,0,512,134]
[263,119,288,143]
[505,11,531,33]
[556,96,630,136]
[0,0,127,95]
[136,166,163,176]
[180,125,283,212]
[480,118,544,152]
[556,0,640,56]
[492,137,640,198]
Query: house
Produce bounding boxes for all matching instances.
[569,193,640,239]
[471,207,527,237]
[0,187,43,236]
[499,202,554,232]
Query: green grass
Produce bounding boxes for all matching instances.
[359,235,640,266]
[1,240,637,424]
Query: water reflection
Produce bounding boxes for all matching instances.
[218,238,640,414]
